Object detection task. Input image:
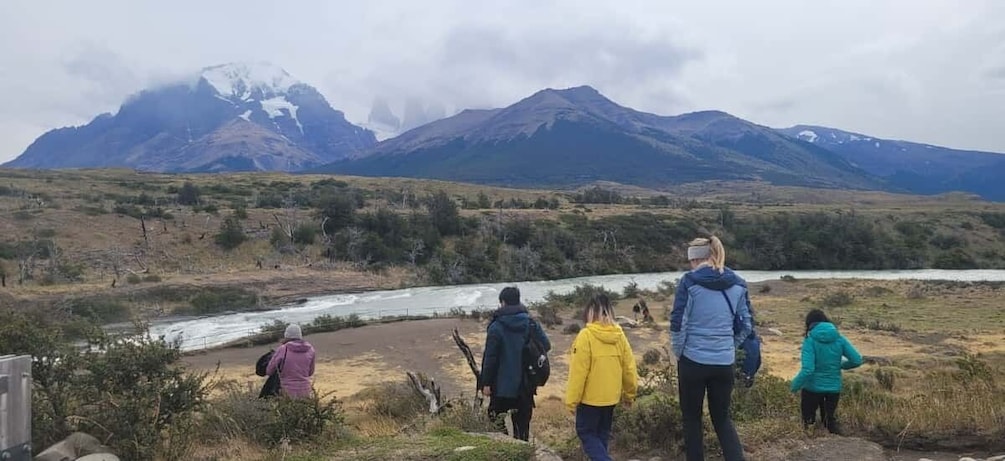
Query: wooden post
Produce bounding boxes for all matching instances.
[0,355,32,460]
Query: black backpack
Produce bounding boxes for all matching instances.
[522,319,550,387]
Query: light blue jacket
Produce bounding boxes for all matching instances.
[670,266,753,366]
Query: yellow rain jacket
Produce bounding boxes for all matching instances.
[565,322,638,411]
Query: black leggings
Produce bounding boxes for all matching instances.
[678,355,745,461]
[801,390,841,433]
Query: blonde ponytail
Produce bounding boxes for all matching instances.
[688,236,727,273]
[709,236,726,273]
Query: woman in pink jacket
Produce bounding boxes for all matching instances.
[265,324,316,399]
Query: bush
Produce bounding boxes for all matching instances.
[531,301,564,327]
[544,284,620,306]
[758,284,772,294]
[177,182,201,206]
[126,273,143,284]
[623,280,641,298]
[820,291,854,308]
[307,314,365,333]
[293,223,318,245]
[203,382,345,447]
[188,287,259,314]
[642,349,662,366]
[357,381,428,422]
[143,274,162,283]
[780,275,797,282]
[875,368,896,392]
[563,323,582,335]
[214,216,248,250]
[613,393,684,454]
[0,311,208,460]
[731,374,798,422]
[864,286,894,297]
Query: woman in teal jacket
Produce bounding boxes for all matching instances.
[791,309,862,433]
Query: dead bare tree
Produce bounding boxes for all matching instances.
[452,328,483,408]
[140,216,149,245]
[406,371,444,414]
[406,238,425,267]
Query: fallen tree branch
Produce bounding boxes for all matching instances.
[452,328,483,407]
[406,371,442,414]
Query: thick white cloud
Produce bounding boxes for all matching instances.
[1,0,1003,162]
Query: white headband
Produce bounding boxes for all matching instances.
[687,245,711,261]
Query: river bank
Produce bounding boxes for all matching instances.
[155,269,1005,351]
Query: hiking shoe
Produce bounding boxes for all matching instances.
[743,374,755,388]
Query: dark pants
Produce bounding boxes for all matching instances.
[576,404,615,461]
[488,392,534,441]
[678,355,745,461]
[801,390,841,433]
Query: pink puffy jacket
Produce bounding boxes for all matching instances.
[265,339,316,398]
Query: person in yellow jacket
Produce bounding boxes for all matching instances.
[565,293,638,461]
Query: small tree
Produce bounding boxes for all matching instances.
[177,182,201,206]
[426,191,461,236]
[214,216,247,250]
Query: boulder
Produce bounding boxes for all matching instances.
[757,436,886,461]
[35,432,118,461]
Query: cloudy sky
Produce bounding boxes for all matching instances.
[1,0,1004,162]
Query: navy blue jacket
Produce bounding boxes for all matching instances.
[670,266,753,366]
[480,304,552,399]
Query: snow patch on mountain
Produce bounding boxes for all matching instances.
[798,130,818,143]
[202,62,299,101]
[261,97,303,133]
[239,110,252,121]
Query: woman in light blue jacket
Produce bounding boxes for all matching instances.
[670,236,752,461]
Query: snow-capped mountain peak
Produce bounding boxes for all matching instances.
[200,62,300,101]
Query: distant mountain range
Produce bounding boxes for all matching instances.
[777,126,1005,200]
[319,86,881,190]
[5,62,376,172]
[5,64,1004,200]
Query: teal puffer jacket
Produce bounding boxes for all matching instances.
[791,322,863,393]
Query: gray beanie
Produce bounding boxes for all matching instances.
[284,323,302,340]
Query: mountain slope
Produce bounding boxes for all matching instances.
[321,86,881,190]
[778,125,1005,200]
[5,62,376,172]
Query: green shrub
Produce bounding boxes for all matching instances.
[623,280,641,298]
[642,349,662,366]
[293,223,318,245]
[65,296,131,323]
[875,368,896,392]
[731,374,798,422]
[613,393,684,454]
[214,216,247,250]
[143,274,162,283]
[357,381,428,421]
[544,284,620,306]
[530,301,563,327]
[202,382,344,447]
[188,287,259,314]
[126,273,143,284]
[820,291,854,308]
[0,311,208,460]
[780,275,797,282]
[563,323,582,335]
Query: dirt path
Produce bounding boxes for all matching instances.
[184,316,668,401]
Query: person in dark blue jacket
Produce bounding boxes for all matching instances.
[480,286,551,441]
[671,236,752,461]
